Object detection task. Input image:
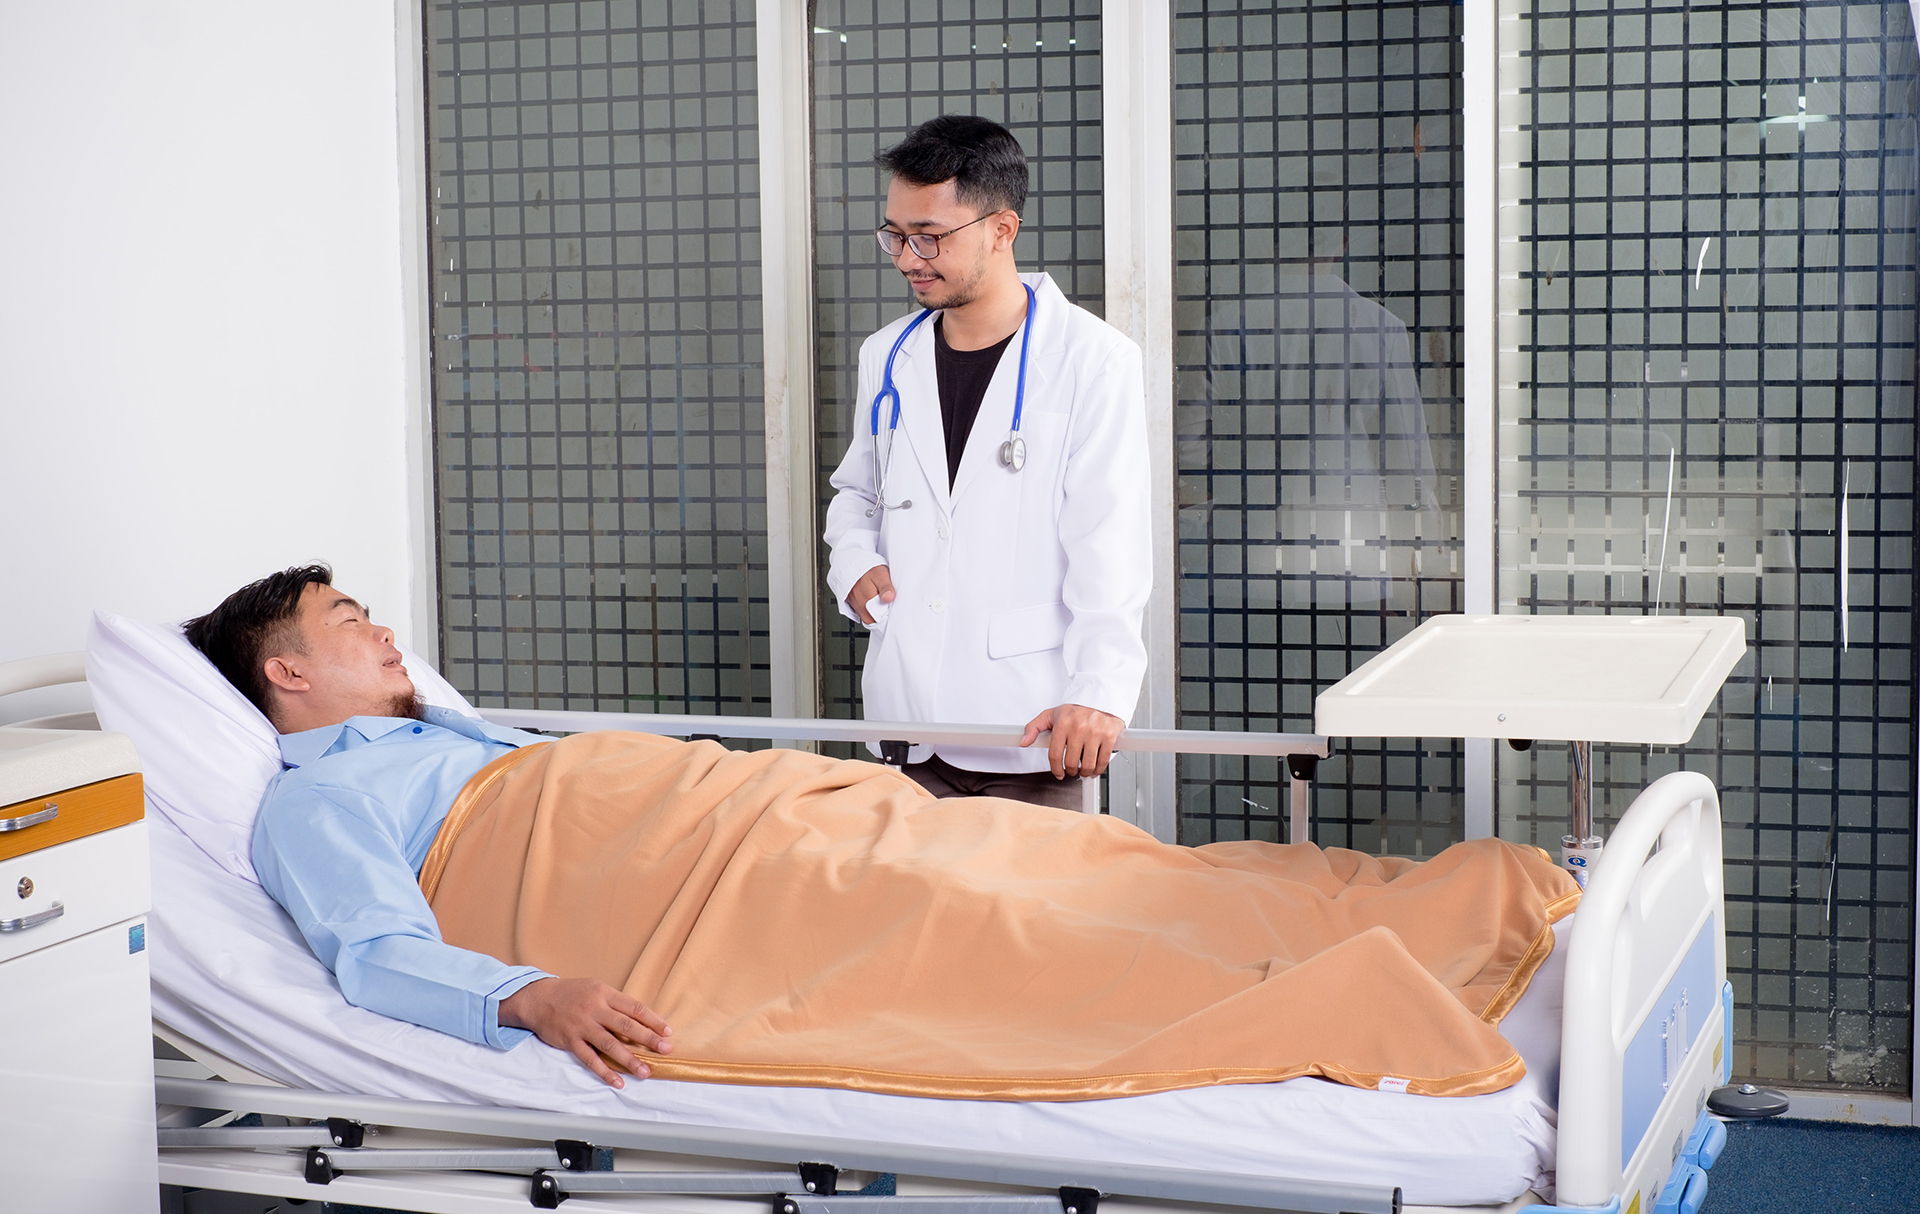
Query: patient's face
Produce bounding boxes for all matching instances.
[272,585,419,727]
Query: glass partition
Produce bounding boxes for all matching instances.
[810,0,1106,738]
[1172,0,1467,849]
[1498,0,1918,1091]
[426,0,770,716]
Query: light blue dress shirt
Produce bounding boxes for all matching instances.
[252,705,554,1048]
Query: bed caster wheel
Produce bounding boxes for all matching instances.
[1708,1082,1789,1119]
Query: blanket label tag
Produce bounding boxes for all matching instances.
[1376,1075,1411,1094]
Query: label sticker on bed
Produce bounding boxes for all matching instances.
[128,923,146,954]
[1376,1075,1410,1094]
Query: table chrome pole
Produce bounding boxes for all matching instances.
[1560,739,1603,887]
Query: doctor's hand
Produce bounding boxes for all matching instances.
[847,565,897,625]
[499,976,673,1089]
[1020,704,1125,780]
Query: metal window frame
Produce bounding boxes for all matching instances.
[1102,0,1177,841]
[758,0,823,722]
[396,0,441,667]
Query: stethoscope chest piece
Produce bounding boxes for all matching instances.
[999,436,1027,471]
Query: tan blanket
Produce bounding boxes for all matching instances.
[422,732,1577,1101]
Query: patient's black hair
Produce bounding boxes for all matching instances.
[183,564,334,723]
[876,115,1029,217]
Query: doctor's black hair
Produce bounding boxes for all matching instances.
[876,115,1029,217]
[183,563,334,723]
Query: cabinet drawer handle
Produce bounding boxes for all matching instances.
[0,901,64,932]
[0,804,56,832]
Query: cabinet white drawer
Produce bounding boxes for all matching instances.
[0,822,149,965]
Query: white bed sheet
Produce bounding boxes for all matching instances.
[148,811,1561,1207]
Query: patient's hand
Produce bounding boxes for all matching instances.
[499,977,673,1089]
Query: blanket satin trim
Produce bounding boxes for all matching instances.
[418,742,548,903]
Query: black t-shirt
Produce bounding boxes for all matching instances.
[933,317,1016,490]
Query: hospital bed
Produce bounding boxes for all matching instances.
[0,619,1739,1214]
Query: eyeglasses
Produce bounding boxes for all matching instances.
[874,211,997,260]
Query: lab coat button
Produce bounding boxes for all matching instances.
[930,600,945,614]
[939,523,951,540]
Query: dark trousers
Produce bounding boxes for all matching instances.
[901,753,1087,810]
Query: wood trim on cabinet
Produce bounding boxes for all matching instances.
[0,774,144,862]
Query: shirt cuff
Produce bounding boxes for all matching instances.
[481,968,552,1049]
[1061,674,1145,723]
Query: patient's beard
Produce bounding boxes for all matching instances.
[384,693,427,721]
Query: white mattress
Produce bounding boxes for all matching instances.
[148,811,1561,1207]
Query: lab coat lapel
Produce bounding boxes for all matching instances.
[950,273,1066,509]
[889,318,950,511]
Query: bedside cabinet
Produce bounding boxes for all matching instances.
[0,727,157,1212]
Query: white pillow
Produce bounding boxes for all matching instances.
[86,609,480,883]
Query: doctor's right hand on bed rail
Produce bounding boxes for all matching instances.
[499,977,672,1089]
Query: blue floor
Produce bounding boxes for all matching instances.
[1700,1118,1920,1214]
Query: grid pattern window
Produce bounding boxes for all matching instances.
[812,0,1105,733]
[427,0,770,716]
[1497,0,1918,1090]
[1172,0,1466,849]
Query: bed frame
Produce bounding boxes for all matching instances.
[2,653,1733,1214]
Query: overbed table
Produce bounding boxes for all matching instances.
[1315,614,1746,882]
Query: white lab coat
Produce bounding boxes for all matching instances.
[823,272,1151,773]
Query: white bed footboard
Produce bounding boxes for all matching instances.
[1555,770,1727,1210]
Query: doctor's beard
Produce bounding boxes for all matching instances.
[902,259,989,311]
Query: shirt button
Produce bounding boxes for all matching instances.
[413,726,423,734]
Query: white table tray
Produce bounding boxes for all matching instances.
[1314,614,1747,746]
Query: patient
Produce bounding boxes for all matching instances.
[190,565,1579,1102]
[185,565,669,1088]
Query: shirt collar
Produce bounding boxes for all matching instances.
[277,716,418,769]
[276,704,535,769]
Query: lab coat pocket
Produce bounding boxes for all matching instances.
[987,601,1072,659]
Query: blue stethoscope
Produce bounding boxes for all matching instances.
[865,282,1036,517]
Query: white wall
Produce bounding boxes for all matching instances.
[0,2,431,705]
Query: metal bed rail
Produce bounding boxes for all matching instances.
[480,708,1332,843]
[0,654,1332,841]
[155,1076,1399,1214]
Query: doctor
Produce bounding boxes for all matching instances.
[823,115,1151,808]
